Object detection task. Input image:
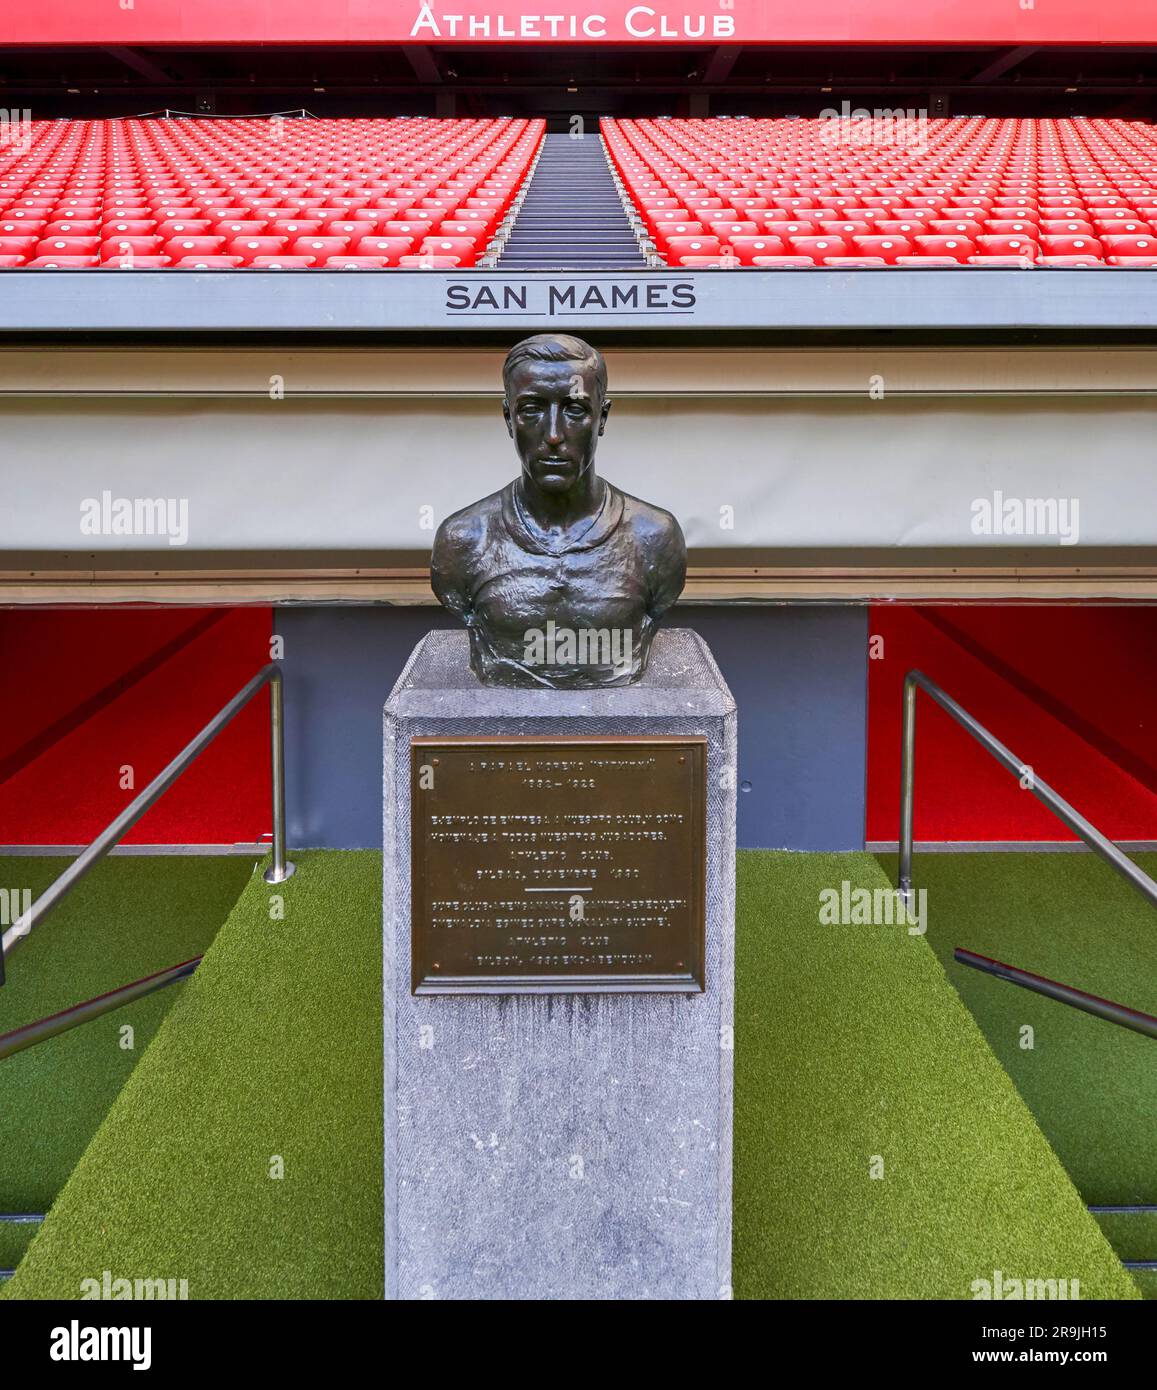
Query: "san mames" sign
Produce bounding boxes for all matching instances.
[445,277,697,316]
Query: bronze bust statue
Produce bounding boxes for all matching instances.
[430,333,687,688]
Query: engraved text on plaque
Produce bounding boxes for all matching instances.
[410,735,706,994]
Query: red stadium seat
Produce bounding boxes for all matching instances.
[155,220,213,240]
[102,220,158,237]
[214,220,269,238]
[227,237,290,262]
[707,220,759,241]
[1039,234,1103,258]
[35,236,100,257]
[173,256,246,268]
[324,256,391,269]
[0,236,38,257]
[985,221,1039,237]
[267,220,325,238]
[663,235,723,260]
[99,255,172,268]
[162,236,226,260]
[289,236,351,259]
[787,235,850,262]
[975,235,1038,261]
[913,236,975,262]
[99,236,163,260]
[353,235,416,258]
[419,236,478,266]
[382,220,434,240]
[1102,234,1157,257]
[726,236,789,263]
[249,256,317,269]
[42,220,101,236]
[851,236,912,263]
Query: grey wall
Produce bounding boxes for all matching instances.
[279,603,867,851]
[6,395,1157,553]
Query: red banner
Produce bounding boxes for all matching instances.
[2,0,1156,46]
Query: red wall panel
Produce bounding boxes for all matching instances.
[2,0,1155,46]
[0,608,272,845]
[866,606,1157,843]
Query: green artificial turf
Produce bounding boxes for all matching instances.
[3,850,384,1301]
[876,851,1157,1211]
[4,850,1136,1300]
[0,854,253,1220]
[0,1221,39,1274]
[1092,1211,1157,1263]
[733,852,1137,1300]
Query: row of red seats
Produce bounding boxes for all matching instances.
[605,116,1157,267]
[0,117,544,268]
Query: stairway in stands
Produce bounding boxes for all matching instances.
[499,132,645,271]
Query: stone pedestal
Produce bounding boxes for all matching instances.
[383,629,736,1300]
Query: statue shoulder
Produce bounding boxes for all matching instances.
[432,485,508,561]
[430,485,510,615]
[613,484,686,613]
[616,486,687,561]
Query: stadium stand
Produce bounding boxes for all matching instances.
[603,115,1157,268]
[7,112,1157,272]
[0,116,544,269]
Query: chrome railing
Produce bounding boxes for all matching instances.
[954,947,1157,1041]
[0,662,294,972]
[0,957,201,1059]
[899,669,1157,913]
[899,669,1157,1045]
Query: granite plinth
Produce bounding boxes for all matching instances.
[383,628,736,1300]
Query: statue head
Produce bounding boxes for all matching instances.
[502,333,612,498]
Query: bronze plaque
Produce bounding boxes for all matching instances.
[410,735,707,994]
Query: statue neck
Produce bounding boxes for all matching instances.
[516,469,605,537]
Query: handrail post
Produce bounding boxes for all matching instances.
[898,672,917,911]
[263,668,295,885]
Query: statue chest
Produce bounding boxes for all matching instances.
[472,546,647,642]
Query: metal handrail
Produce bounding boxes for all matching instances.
[0,662,294,974]
[899,669,1157,913]
[0,957,201,1060]
[954,948,1157,1041]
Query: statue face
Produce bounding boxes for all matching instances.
[503,358,611,497]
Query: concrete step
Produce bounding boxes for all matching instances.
[497,133,645,270]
